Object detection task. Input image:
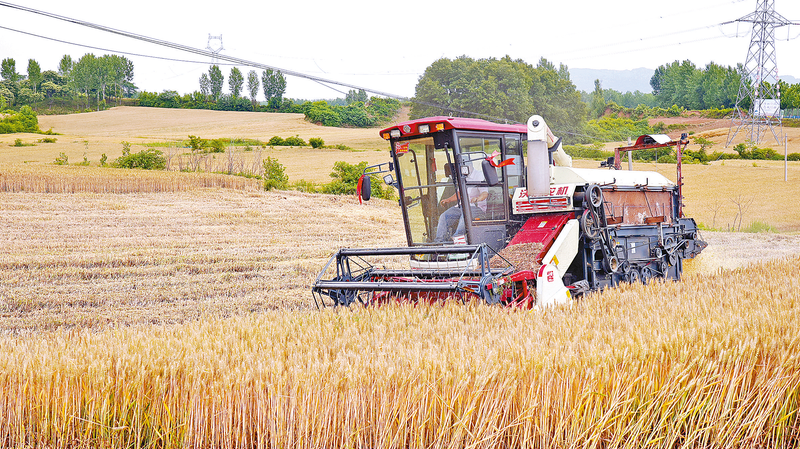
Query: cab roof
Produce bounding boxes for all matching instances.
[379,116,527,139]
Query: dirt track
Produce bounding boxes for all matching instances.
[687,231,800,274]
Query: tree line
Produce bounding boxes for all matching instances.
[138,65,288,112]
[410,55,800,143]
[649,60,800,111]
[138,66,401,128]
[0,54,136,112]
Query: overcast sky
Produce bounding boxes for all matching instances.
[1,0,799,100]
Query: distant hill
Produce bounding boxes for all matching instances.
[781,75,800,85]
[570,68,655,94]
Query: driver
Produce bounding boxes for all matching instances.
[435,167,488,243]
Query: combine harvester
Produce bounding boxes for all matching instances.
[313,115,706,308]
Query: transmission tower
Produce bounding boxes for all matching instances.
[725,0,797,147]
[206,34,224,64]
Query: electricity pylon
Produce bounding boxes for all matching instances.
[206,34,224,64]
[725,0,797,146]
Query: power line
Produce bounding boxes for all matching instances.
[0,25,239,66]
[0,2,532,125]
[0,1,410,101]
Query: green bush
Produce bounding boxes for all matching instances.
[563,143,614,161]
[304,102,342,127]
[53,152,68,165]
[114,148,166,170]
[263,157,289,191]
[209,138,227,153]
[291,179,319,193]
[283,135,306,146]
[657,154,678,164]
[321,161,395,200]
[187,135,208,152]
[0,106,40,134]
[309,137,324,149]
[302,97,400,128]
[586,115,654,142]
[268,136,285,146]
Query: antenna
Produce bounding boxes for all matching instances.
[726,0,798,147]
[206,34,224,64]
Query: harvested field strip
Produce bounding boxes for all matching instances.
[0,190,406,332]
[1,255,799,447]
[0,164,260,193]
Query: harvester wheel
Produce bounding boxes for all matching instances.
[580,209,601,240]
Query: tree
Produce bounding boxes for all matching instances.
[71,53,113,110]
[107,55,136,100]
[411,55,586,140]
[105,55,134,103]
[58,55,73,78]
[246,70,259,110]
[346,89,368,104]
[650,66,665,96]
[70,54,94,109]
[199,73,210,100]
[262,69,287,107]
[589,79,605,119]
[208,65,223,101]
[1,58,20,83]
[27,59,41,93]
[228,67,243,98]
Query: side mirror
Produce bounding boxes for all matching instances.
[481,159,499,186]
[360,176,372,201]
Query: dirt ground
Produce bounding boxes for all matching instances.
[684,231,800,276]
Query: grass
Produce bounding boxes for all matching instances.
[1,256,799,446]
[742,220,778,233]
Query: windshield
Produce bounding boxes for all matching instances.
[395,138,454,245]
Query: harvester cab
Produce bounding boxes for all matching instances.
[312,115,707,309]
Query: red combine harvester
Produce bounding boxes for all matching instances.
[312,115,706,308]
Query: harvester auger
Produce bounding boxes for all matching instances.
[312,115,707,308]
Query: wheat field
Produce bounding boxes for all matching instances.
[1,257,799,447]
[1,108,800,447]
